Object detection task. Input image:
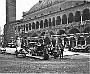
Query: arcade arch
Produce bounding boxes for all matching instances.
[62,14,67,24]
[75,11,81,22]
[40,20,43,28]
[44,19,48,28]
[32,22,35,29]
[36,21,39,29]
[49,18,51,27]
[52,17,55,26]
[29,23,31,30]
[68,13,74,23]
[82,9,90,21]
[56,16,61,25]
[69,28,80,34]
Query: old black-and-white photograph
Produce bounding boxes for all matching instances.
[0,0,90,74]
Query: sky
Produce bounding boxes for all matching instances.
[0,0,39,34]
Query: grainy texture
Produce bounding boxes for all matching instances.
[0,54,89,73]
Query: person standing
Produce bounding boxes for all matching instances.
[58,45,61,59]
[60,44,64,58]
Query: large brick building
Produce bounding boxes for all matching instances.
[5,0,90,47]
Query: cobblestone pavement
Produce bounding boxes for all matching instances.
[0,53,89,74]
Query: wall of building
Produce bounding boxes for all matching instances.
[7,1,90,46]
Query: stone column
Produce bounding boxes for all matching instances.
[68,38,70,45]
[67,17,68,25]
[31,24,32,31]
[84,38,87,46]
[39,24,40,30]
[81,12,83,25]
[76,38,78,47]
[61,18,62,25]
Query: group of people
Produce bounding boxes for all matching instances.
[16,36,65,59]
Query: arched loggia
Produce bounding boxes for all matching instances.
[52,17,55,26]
[68,13,74,23]
[69,28,80,34]
[36,21,39,29]
[56,16,61,25]
[62,14,67,24]
[49,18,51,27]
[82,9,90,21]
[32,22,35,29]
[40,20,43,28]
[44,19,48,28]
[75,11,81,22]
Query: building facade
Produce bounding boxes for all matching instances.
[6,0,90,47]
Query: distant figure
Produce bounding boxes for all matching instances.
[60,44,64,58]
[16,37,21,48]
[57,45,61,59]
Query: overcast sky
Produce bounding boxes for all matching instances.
[0,0,39,34]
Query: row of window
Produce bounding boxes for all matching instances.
[16,8,90,32]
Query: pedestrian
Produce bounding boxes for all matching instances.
[60,44,64,58]
[58,45,61,59]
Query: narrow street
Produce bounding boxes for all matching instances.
[0,51,89,73]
